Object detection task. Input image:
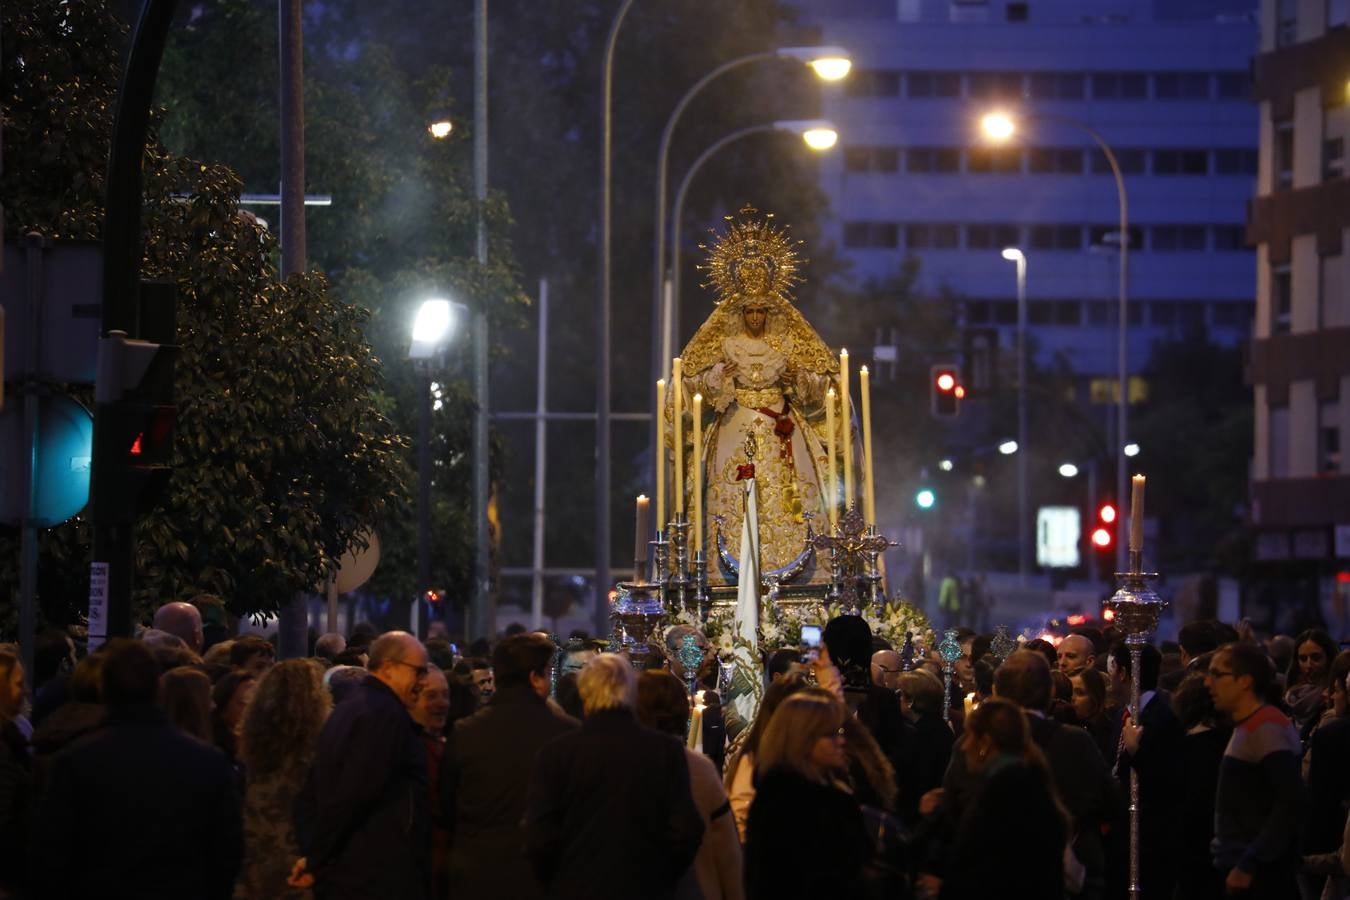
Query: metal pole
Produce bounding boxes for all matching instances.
[1016,254,1028,586]
[1086,461,1098,581]
[472,0,494,641]
[531,279,549,630]
[19,237,43,675]
[417,369,432,639]
[276,0,310,658]
[93,0,178,644]
[1128,641,1143,900]
[649,52,775,482]
[1020,114,1129,571]
[596,0,636,637]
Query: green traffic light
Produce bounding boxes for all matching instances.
[915,488,936,509]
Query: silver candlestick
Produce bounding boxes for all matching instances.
[652,530,670,609]
[668,512,692,612]
[1103,549,1166,900]
[693,550,710,622]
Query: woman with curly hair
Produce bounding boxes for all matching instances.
[233,659,332,899]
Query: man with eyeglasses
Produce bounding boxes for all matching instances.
[293,631,433,899]
[1206,642,1305,899]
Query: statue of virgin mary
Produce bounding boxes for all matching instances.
[670,206,848,583]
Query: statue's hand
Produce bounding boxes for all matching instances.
[721,360,738,379]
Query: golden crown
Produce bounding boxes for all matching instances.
[698,205,804,306]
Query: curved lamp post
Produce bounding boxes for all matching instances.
[669,120,838,315]
[1000,246,1029,586]
[982,110,1131,574]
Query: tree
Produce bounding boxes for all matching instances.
[1,0,409,623]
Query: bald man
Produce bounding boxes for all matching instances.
[1057,634,1096,676]
[152,602,204,654]
[871,649,903,692]
[294,632,431,897]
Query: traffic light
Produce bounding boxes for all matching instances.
[92,326,178,523]
[1089,502,1115,579]
[930,364,962,417]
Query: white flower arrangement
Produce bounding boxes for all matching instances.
[671,595,933,657]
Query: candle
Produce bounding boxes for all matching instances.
[1130,474,1146,554]
[634,495,650,582]
[860,365,875,527]
[655,379,666,527]
[825,387,838,528]
[693,393,704,555]
[673,357,684,516]
[840,349,853,509]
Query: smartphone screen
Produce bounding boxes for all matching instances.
[800,624,821,648]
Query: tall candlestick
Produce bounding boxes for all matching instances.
[655,379,666,527]
[840,349,853,509]
[825,387,838,529]
[673,357,684,516]
[860,365,876,526]
[1129,474,1146,555]
[634,495,650,582]
[692,393,704,554]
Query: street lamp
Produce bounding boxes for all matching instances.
[1000,247,1028,584]
[1123,442,1141,458]
[1058,463,1079,478]
[998,440,1019,456]
[982,109,1131,573]
[410,297,465,638]
[650,46,852,445]
[427,117,453,140]
[669,120,839,321]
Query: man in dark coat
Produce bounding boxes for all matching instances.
[34,639,242,899]
[294,631,431,900]
[524,654,704,899]
[1112,642,1185,899]
[441,632,578,899]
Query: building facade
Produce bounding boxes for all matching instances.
[790,0,1260,384]
[1247,0,1350,625]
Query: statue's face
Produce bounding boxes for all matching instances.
[742,305,768,335]
[738,259,770,294]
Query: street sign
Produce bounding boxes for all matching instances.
[0,394,94,526]
[1037,505,1081,568]
[88,562,109,651]
[1,239,103,384]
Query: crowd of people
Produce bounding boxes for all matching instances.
[0,597,1346,900]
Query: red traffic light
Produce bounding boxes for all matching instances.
[1091,526,1113,548]
[1098,503,1117,524]
[936,372,956,392]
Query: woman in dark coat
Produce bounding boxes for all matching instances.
[1171,672,1231,900]
[936,698,1069,900]
[745,692,870,900]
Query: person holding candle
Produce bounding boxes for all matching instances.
[669,206,844,582]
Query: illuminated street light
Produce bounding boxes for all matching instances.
[411,298,456,358]
[1059,463,1079,478]
[427,119,453,139]
[998,440,1019,455]
[939,458,954,472]
[777,46,853,81]
[1123,442,1141,457]
[981,111,1016,141]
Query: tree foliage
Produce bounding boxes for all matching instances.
[1,0,410,623]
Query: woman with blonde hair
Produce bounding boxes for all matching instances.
[744,692,869,898]
[233,659,332,899]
